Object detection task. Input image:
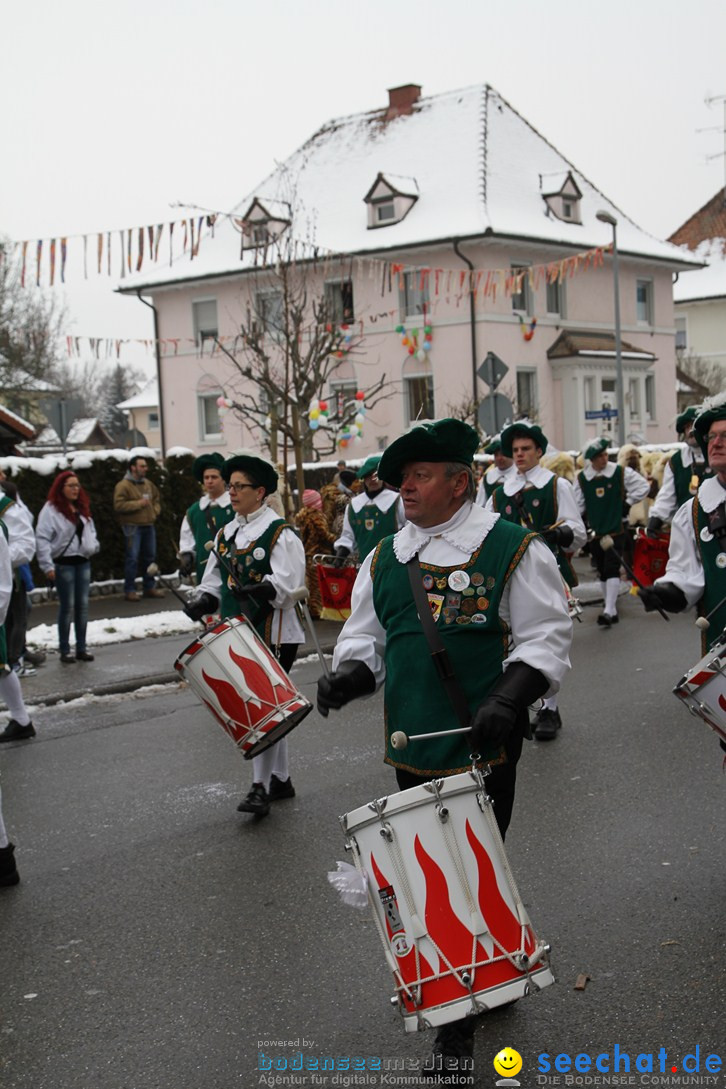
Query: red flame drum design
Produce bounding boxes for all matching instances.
[174,616,313,758]
[341,770,554,1031]
[673,631,726,743]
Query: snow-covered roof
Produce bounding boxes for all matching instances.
[33,417,112,447]
[0,403,35,437]
[120,83,699,294]
[117,379,159,410]
[673,239,726,303]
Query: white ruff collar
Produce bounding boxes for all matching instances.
[501,464,552,496]
[393,502,499,563]
[698,474,726,514]
[235,502,269,528]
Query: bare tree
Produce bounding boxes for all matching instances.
[677,352,725,397]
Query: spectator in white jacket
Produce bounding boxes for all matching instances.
[36,471,100,664]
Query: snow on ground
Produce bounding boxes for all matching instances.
[27,611,198,650]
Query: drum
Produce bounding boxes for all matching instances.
[673,632,726,743]
[174,615,313,758]
[340,769,554,1032]
[314,554,358,621]
[632,530,670,588]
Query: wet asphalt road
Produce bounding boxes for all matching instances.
[1,594,724,1089]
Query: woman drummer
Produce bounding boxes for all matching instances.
[185,451,306,818]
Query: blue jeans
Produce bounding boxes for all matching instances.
[55,561,91,655]
[122,524,157,593]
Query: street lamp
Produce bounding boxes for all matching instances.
[596,210,626,446]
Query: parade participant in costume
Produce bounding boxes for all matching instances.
[333,455,405,564]
[178,453,235,583]
[485,421,585,740]
[640,395,726,748]
[475,438,514,505]
[573,437,650,627]
[184,451,306,817]
[295,490,336,619]
[0,528,23,882]
[317,419,572,1078]
[0,503,36,744]
[646,407,711,536]
[0,469,37,675]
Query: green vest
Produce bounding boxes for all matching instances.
[187,499,235,582]
[349,499,398,560]
[491,477,576,587]
[483,472,504,501]
[371,519,537,777]
[692,498,726,653]
[216,518,290,644]
[577,466,625,537]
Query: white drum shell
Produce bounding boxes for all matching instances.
[673,636,726,743]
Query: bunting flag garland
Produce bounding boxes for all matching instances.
[97,232,103,275]
[20,241,27,287]
[83,235,88,279]
[60,237,67,283]
[136,226,144,272]
[36,239,43,286]
[154,223,163,261]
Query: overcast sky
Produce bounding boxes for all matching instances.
[2,0,725,376]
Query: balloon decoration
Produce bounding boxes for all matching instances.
[306,389,368,449]
[517,314,537,341]
[216,393,234,429]
[395,323,433,361]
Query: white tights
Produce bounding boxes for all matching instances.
[251,738,289,790]
[0,671,31,726]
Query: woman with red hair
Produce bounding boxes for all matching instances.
[36,471,99,663]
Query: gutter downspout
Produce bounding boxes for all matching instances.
[136,291,166,458]
[452,241,478,406]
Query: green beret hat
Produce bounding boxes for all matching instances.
[585,437,610,461]
[693,394,726,462]
[500,422,549,458]
[222,449,278,495]
[378,418,480,489]
[484,439,502,455]
[675,405,699,435]
[193,452,225,482]
[356,455,382,480]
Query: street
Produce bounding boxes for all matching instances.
[1,594,724,1089]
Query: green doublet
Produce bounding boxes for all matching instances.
[671,450,703,510]
[491,478,576,587]
[371,519,537,777]
[693,499,726,653]
[577,466,625,537]
[349,500,398,560]
[187,499,235,582]
[216,518,289,643]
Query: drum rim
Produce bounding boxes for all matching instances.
[342,770,489,833]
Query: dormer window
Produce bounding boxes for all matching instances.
[364,172,418,229]
[237,197,291,250]
[541,171,583,225]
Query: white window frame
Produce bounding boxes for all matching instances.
[255,289,285,342]
[636,279,654,325]
[645,374,656,421]
[510,264,532,315]
[546,277,565,317]
[324,279,355,324]
[516,368,538,419]
[400,270,430,318]
[198,392,222,442]
[675,316,687,352]
[628,377,641,421]
[148,411,159,428]
[192,298,218,348]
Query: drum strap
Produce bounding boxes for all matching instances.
[406,559,471,730]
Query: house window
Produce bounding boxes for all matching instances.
[324,280,355,323]
[645,374,656,420]
[562,200,573,219]
[255,290,284,341]
[628,378,641,419]
[329,381,358,420]
[510,265,531,314]
[403,356,434,425]
[516,370,537,418]
[546,277,565,316]
[192,299,218,347]
[636,279,653,324]
[584,376,596,413]
[675,316,687,351]
[148,412,159,428]
[198,393,222,441]
[400,271,429,318]
[376,202,396,222]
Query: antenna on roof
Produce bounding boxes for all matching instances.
[700,94,726,204]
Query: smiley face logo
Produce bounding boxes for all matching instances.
[493,1047,523,1078]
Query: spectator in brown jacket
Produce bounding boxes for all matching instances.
[113,455,164,601]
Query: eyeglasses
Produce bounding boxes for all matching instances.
[227,483,258,493]
[706,431,726,444]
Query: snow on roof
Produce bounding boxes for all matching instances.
[117,379,159,410]
[33,417,111,447]
[120,83,699,294]
[673,239,726,303]
[0,402,35,436]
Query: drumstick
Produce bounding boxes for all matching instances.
[146,563,190,606]
[390,727,470,750]
[695,592,726,631]
[599,535,670,622]
[290,586,330,676]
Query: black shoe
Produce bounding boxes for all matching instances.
[236,783,270,816]
[60,653,76,663]
[533,707,562,741]
[597,612,619,627]
[268,774,295,801]
[0,720,36,743]
[422,1020,475,1082]
[76,651,95,662]
[0,843,20,886]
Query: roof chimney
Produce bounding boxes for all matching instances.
[385,84,421,120]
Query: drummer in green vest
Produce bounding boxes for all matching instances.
[316,418,572,1074]
[475,437,515,505]
[177,453,235,583]
[573,436,649,627]
[646,406,712,536]
[333,454,405,563]
[184,450,306,818]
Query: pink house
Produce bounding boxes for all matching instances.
[120,83,699,458]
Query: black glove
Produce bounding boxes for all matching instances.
[332,546,350,568]
[638,582,687,614]
[230,580,276,602]
[541,524,574,548]
[645,516,664,539]
[317,660,376,717]
[470,662,549,751]
[177,551,194,577]
[183,591,219,622]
